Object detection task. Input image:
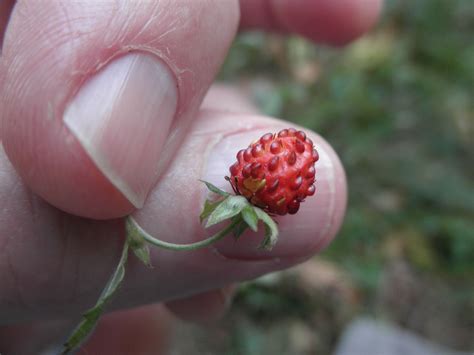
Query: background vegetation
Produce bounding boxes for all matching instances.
[173,1,474,353]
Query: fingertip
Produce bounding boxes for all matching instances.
[336,0,383,45]
[280,0,383,45]
[308,133,348,251]
[240,0,383,45]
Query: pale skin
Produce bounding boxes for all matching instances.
[0,0,382,353]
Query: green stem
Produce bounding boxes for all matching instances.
[62,235,130,354]
[126,216,240,251]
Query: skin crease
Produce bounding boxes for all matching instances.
[0,0,381,352]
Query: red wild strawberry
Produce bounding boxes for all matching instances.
[227,128,319,215]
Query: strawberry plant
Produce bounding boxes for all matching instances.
[62,129,319,353]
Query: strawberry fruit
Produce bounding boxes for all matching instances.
[199,128,319,250]
[228,128,318,215]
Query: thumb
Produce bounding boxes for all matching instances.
[0,0,239,219]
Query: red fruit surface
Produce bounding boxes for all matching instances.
[228,128,319,215]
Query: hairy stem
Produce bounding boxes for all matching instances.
[126,216,240,251]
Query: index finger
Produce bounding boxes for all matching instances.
[0,110,346,324]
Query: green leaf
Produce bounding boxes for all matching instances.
[126,218,152,267]
[62,237,130,354]
[199,180,230,197]
[205,195,249,228]
[255,208,279,250]
[241,206,259,232]
[199,198,224,224]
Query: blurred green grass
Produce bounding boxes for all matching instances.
[217,0,474,352]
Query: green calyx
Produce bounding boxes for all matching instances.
[199,181,279,250]
[62,180,279,354]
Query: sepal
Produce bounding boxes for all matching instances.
[199,180,230,197]
[200,181,280,250]
[126,218,152,267]
[205,195,248,228]
[241,205,258,232]
[254,207,279,250]
[200,198,224,224]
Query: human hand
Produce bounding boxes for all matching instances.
[0,0,381,353]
